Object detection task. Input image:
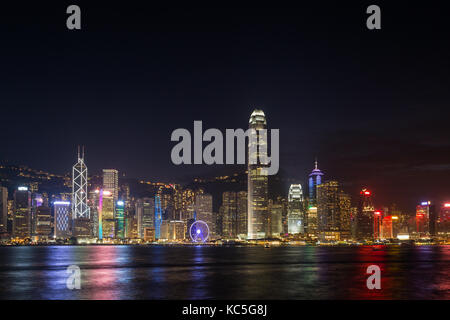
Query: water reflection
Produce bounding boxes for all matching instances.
[0,245,449,299]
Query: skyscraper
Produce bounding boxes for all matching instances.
[0,186,7,234]
[13,186,32,240]
[54,201,71,239]
[380,215,394,240]
[374,210,383,240]
[307,204,318,238]
[35,206,51,241]
[72,147,89,220]
[31,193,43,237]
[115,200,125,239]
[317,181,351,241]
[429,204,437,237]
[439,203,450,234]
[247,109,269,239]
[195,194,214,236]
[100,190,115,239]
[355,188,375,240]
[308,159,324,206]
[268,200,283,237]
[236,191,248,239]
[155,196,162,240]
[222,191,237,239]
[88,190,100,238]
[416,201,431,237]
[103,169,119,201]
[136,197,154,239]
[288,184,304,234]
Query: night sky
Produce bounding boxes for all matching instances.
[1,1,450,211]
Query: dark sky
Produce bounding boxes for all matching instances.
[1,1,450,211]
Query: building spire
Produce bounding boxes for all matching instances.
[81,145,85,160]
[77,145,80,160]
[314,157,318,170]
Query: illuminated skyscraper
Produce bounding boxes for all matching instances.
[72,147,89,220]
[374,210,383,240]
[269,200,283,237]
[54,201,71,239]
[237,191,248,238]
[194,194,214,236]
[31,193,43,237]
[288,184,304,234]
[355,188,375,240]
[115,200,125,239]
[221,191,237,239]
[136,197,154,239]
[307,205,318,237]
[161,193,174,220]
[155,196,162,239]
[317,181,351,241]
[416,201,434,237]
[380,215,396,240]
[0,186,8,234]
[13,187,32,240]
[439,203,450,234]
[247,109,269,239]
[103,169,119,201]
[35,206,51,241]
[308,159,324,206]
[96,190,114,240]
[338,191,352,239]
[167,220,185,241]
[429,204,437,237]
[88,190,100,238]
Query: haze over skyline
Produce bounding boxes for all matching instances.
[1,2,450,211]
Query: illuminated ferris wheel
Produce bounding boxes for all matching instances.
[189,220,209,243]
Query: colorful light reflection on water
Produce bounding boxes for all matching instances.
[0,245,449,299]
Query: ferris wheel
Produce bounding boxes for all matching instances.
[189,220,209,243]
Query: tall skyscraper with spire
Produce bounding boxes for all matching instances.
[306,159,323,237]
[308,159,324,206]
[247,109,269,239]
[72,146,90,220]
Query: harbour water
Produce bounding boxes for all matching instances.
[0,245,449,299]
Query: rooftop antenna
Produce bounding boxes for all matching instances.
[82,145,85,160]
[314,157,318,170]
[77,145,80,160]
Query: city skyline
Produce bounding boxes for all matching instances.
[1,142,449,215]
[0,108,449,246]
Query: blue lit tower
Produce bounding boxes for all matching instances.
[308,159,324,206]
[155,195,162,239]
